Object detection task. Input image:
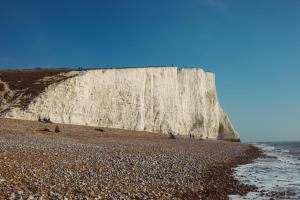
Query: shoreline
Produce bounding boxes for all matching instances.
[0,118,261,199]
[231,142,300,199]
[179,144,262,199]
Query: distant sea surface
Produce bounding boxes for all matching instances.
[230,141,300,200]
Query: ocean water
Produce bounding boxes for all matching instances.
[230,142,300,200]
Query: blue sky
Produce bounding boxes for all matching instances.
[0,0,299,142]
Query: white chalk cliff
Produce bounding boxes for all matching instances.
[0,67,239,140]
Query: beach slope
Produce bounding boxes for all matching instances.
[0,118,259,199]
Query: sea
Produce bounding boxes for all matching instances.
[230,142,300,200]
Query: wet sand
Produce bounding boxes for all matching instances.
[0,118,261,199]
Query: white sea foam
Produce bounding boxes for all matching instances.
[229,142,300,200]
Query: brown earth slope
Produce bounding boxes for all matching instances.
[0,68,76,112]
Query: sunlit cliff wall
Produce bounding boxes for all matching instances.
[1,67,239,140]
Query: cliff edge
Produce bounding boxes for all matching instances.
[0,66,239,141]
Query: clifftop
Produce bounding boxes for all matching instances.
[0,66,210,110]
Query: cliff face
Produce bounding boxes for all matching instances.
[0,67,239,140]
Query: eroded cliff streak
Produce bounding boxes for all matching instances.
[0,67,239,140]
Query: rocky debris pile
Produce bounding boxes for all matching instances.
[168,132,176,139]
[55,125,61,133]
[38,116,52,123]
[95,128,104,132]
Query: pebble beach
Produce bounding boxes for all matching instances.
[0,118,261,199]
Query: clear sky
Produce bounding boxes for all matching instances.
[0,0,299,142]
